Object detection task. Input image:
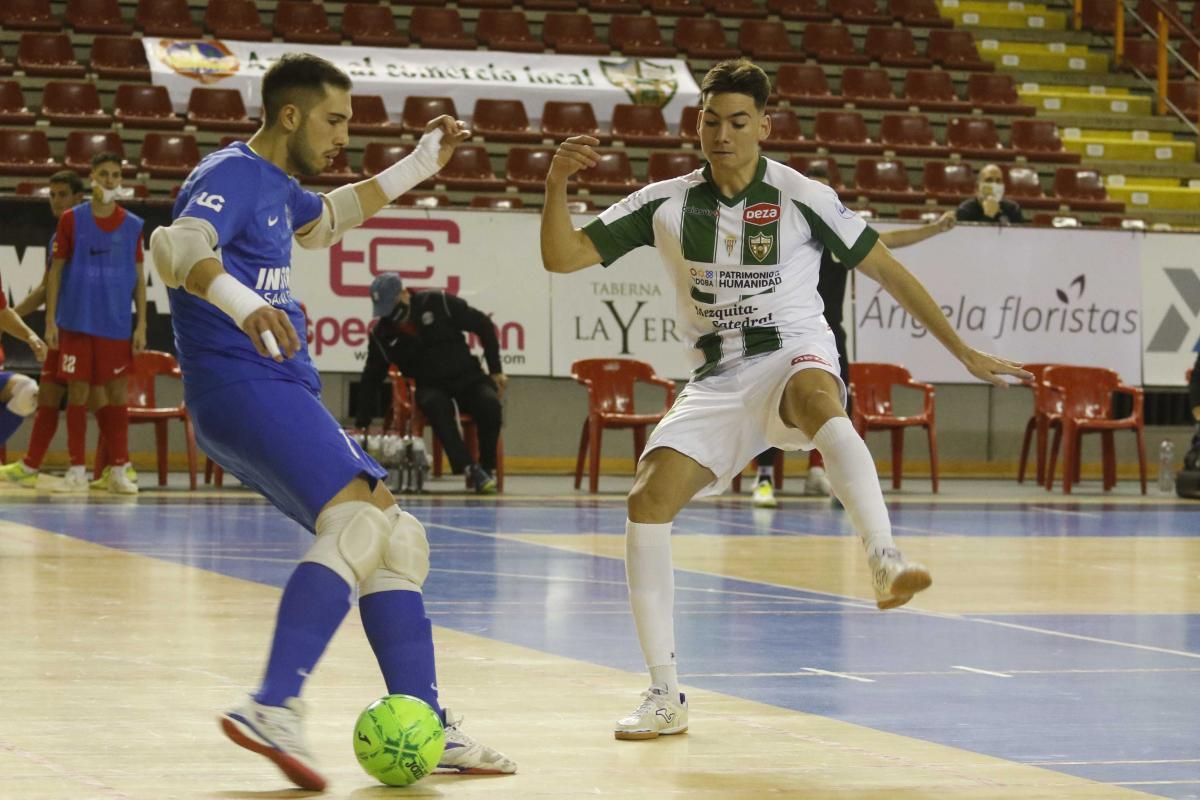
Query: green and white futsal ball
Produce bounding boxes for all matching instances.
[353,694,445,786]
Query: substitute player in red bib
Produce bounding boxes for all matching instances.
[45,152,146,494]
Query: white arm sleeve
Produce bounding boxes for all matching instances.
[149,216,219,289]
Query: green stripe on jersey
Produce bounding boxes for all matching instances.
[742,325,782,358]
[680,186,719,263]
[694,331,722,379]
[583,197,667,266]
[690,285,716,304]
[741,182,781,266]
[792,200,880,268]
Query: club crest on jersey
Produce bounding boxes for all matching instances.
[748,231,774,262]
[743,203,780,226]
[725,235,737,256]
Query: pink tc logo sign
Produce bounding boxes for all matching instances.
[330,216,462,297]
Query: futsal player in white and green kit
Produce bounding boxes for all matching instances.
[540,59,1032,740]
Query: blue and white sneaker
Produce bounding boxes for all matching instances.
[220,695,325,791]
[436,709,517,774]
[614,686,688,740]
[869,547,932,610]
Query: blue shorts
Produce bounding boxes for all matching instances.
[188,379,387,532]
[0,372,12,393]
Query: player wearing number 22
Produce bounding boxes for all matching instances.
[150,54,514,791]
[540,58,1032,740]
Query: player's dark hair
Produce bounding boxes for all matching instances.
[90,152,122,170]
[261,53,352,128]
[49,169,85,194]
[700,59,771,112]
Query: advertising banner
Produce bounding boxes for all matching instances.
[1140,233,1200,386]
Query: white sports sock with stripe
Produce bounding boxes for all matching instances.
[625,519,680,700]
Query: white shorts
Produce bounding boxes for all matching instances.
[643,330,846,497]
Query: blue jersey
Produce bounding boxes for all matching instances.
[57,202,142,339]
[169,142,324,399]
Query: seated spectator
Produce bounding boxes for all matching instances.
[956,163,1024,225]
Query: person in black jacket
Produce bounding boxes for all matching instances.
[357,272,505,493]
[955,163,1024,225]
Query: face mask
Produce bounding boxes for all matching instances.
[96,186,118,203]
[980,182,1004,201]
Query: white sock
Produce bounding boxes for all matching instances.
[812,417,895,555]
[625,519,679,699]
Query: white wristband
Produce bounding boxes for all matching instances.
[375,128,444,199]
[207,272,267,328]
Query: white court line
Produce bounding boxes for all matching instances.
[1114,780,1200,786]
[0,739,135,800]
[1027,759,1200,766]
[802,667,876,683]
[951,665,1012,678]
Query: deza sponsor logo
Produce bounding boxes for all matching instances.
[742,203,779,226]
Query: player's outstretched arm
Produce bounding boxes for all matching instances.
[13,278,46,318]
[150,219,300,362]
[878,211,955,250]
[0,307,47,362]
[857,239,1032,386]
[293,115,470,250]
[541,136,603,274]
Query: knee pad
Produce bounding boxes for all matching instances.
[360,506,431,596]
[304,501,391,586]
[6,375,37,417]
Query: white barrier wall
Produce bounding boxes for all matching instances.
[3,209,1195,385]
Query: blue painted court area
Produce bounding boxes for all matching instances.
[3,497,1198,798]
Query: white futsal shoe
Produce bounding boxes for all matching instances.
[869,547,932,610]
[53,465,89,493]
[804,466,832,496]
[220,696,326,792]
[436,710,517,774]
[751,478,778,508]
[108,463,138,495]
[614,686,688,740]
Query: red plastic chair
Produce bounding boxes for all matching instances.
[409,8,474,49]
[475,9,543,52]
[186,87,256,132]
[608,15,676,57]
[17,32,85,77]
[770,0,834,20]
[802,23,870,64]
[674,17,739,59]
[504,147,558,191]
[0,81,36,125]
[387,368,505,491]
[903,69,969,113]
[1015,363,1063,486]
[342,3,408,47]
[0,130,59,175]
[136,0,201,36]
[739,20,804,61]
[922,160,975,203]
[273,1,340,44]
[204,0,271,41]
[66,0,132,33]
[90,35,150,80]
[647,151,702,182]
[471,98,539,143]
[139,133,200,179]
[1043,366,1146,494]
[64,131,129,175]
[571,358,676,494]
[349,95,402,137]
[401,96,458,135]
[542,12,609,55]
[610,104,678,148]
[864,26,932,68]
[2,0,60,31]
[775,64,842,106]
[94,351,198,490]
[841,67,906,110]
[114,83,183,129]
[848,363,939,492]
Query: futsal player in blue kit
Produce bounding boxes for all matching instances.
[0,273,49,449]
[149,54,515,790]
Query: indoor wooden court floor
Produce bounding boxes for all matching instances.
[2,483,1198,799]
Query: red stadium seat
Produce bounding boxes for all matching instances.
[459,0,512,8]
[401,96,458,135]
[610,104,678,147]
[409,8,474,49]
[589,0,644,12]
[433,145,503,191]
[674,18,740,59]
[541,101,608,143]
[763,107,815,152]
[1053,168,1123,212]
[470,195,525,210]
[349,95,402,137]
[646,0,707,15]
[471,99,540,143]
[945,116,1009,159]
[0,82,37,125]
[1168,80,1199,117]
[361,142,413,177]
[707,0,770,17]
[40,81,111,127]
[273,2,340,44]
[204,0,271,41]
[768,0,834,21]
[813,110,882,154]
[902,69,969,112]
[787,155,845,189]
[525,0,580,10]
[840,67,906,110]
[1003,165,1058,210]
[679,105,700,145]
[90,36,150,81]
[136,0,201,36]
[3,0,61,31]
[830,0,892,25]
[608,15,676,57]
[579,151,641,194]
[505,147,559,191]
[17,33,86,78]
[1121,38,1187,77]
[139,133,200,179]
[922,161,975,203]
[66,0,132,33]
[927,29,993,70]
[187,87,256,132]
[647,151,702,183]
[739,20,805,62]
[966,72,1035,115]
[880,113,948,158]
[775,64,842,106]
[853,158,919,202]
[802,23,870,64]
[1079,0,1118,32]
[65,131,130,175]
[542,13,610,55]
[1010,118,1080,163]
[342,4,407,47]
[0,130,59,176]
[889,0,953,27]
[864,26,932,68]
[0,48,13,77]
[113,84,183,129]
[476,10,543,53]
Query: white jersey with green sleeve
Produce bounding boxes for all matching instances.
[582,156,879,379]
